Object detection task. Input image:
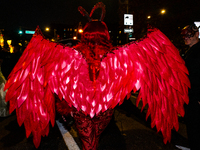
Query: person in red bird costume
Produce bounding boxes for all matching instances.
[4,2,190,150]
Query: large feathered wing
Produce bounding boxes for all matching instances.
[4,27,92,148]
[4,31,54,148]
[4,26,190,147]
[95,27,190,143]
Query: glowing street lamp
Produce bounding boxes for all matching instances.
[78,29,83,33]
[45,27,50,31]
[161,9,166,14]
[18,30,23,34]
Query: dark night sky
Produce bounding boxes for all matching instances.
[0,0,200,31]
[0,0,119,30]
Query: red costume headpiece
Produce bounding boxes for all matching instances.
[75,2,112,82]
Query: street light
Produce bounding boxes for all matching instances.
[45,27,50,31]
[147,15,151,19]
[18,30,23,34]
[78,29,83,33]
[161,9,166,14]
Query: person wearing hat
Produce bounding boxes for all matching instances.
[181,23,200,150]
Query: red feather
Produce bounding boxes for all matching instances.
[4,24,190,147]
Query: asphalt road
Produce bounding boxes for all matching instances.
[0,95,189,150]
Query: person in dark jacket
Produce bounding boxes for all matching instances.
[181,23,200,150]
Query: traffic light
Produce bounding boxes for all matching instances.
[18,30,23,34]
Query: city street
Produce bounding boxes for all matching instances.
[0,1,199,150]
[0,95,189,150]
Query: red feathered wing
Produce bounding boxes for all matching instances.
[96,28,190,144]
[5,27,190,147]
[4,27,92,148]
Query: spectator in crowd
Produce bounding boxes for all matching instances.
[0,52,9,117]
[181,23,200,150]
